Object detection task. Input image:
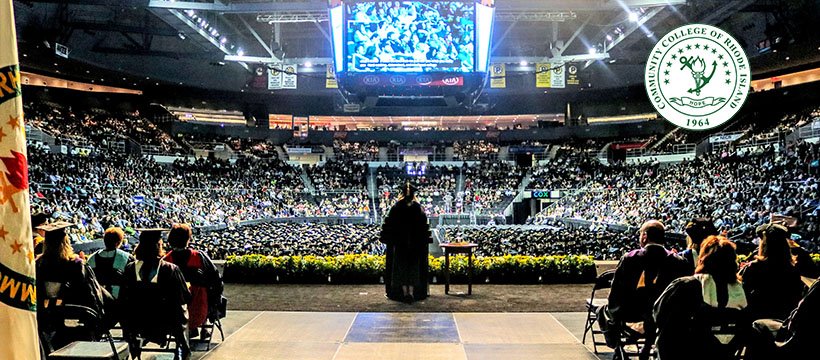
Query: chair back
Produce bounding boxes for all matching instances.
[593,269,617,291]
[699,307,745,355]
[40,304,106,355]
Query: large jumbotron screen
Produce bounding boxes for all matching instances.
[330,0,494,74]
[346,1,475,73]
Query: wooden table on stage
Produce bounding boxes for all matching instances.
[440,243,478,295]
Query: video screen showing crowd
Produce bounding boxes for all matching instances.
[346,1,475,72]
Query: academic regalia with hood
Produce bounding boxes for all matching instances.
[35,222,108,349]
[163,248,223,329]
[120,229,192,358]
[653,274,750,360]
[380,198,432,301]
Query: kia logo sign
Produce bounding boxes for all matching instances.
[362,75,380,85]
[442,76,460,86]
[389,75,407,85]
[415,75,432,85]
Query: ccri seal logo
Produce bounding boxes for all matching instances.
[645,24,750,130]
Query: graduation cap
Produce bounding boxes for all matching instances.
[37,221,76,242]
[31,212,49,230]
[136,228,170,245]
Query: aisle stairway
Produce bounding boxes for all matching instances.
[300,165,316,193]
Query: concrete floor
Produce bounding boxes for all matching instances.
[138,311,617,360]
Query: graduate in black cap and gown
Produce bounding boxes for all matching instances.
[380,182,432,302]
[120,228,192,360]
[35,221,107,349]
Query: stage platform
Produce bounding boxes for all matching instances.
[137,311,615,360]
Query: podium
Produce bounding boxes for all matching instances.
[439,243,478,295]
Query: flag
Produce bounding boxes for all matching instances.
[0,0,40,359]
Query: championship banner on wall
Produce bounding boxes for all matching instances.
[535,63,551,88]
[549,62,566,89]
[282,64,298,89]
[0,1,41,359]
[268,64,283,90]
[490,63,506,88]
[567,63,580,86]
[326,64,338,89]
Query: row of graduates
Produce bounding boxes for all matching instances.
[602,219,819,360]
[35,221,223,360]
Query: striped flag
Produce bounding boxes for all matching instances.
[0,0,40,359]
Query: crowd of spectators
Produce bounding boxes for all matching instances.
[376,163,459,216]
[461,161,525,215]
[529,141,820,253]
[316,191,372,217]
[453,140,499,161]
[334,140,379,161]
[194,222,384,260]
[28,148,319,242]
[25,101,185,154]
[307,159,368,191]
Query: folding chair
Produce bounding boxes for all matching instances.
[701,308,745,360]
[582,269,616,354]
[614,324,655,360]
[195,295,227,350]
[43,304,129,360]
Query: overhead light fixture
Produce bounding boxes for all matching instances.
[519,60,528,66]
[606,34,613,41]
[237,49,245,56]
[608,59,617,64]
[588,47,597,55]
[178,32,186,40]
[628,12,639,22]
[304,61,313,68]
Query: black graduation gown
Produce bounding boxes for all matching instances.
[738,260,805,321]
[380,200,432,300]
[36,258,107,349]
[608,244,689,323]
[120,260,192,346]
[653,277,750,360]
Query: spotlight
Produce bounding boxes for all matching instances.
[178,32,187,40]
[304,61,313,68]
[606,34,613,42]
[519,60,528,66]
[588,47,597,55]
[237,49,245,56]
[220,37,227,44]
[628,12,639,22]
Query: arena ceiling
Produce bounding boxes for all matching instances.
[11,0,820,95]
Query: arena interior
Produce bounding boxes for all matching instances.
[3,0,820,359]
